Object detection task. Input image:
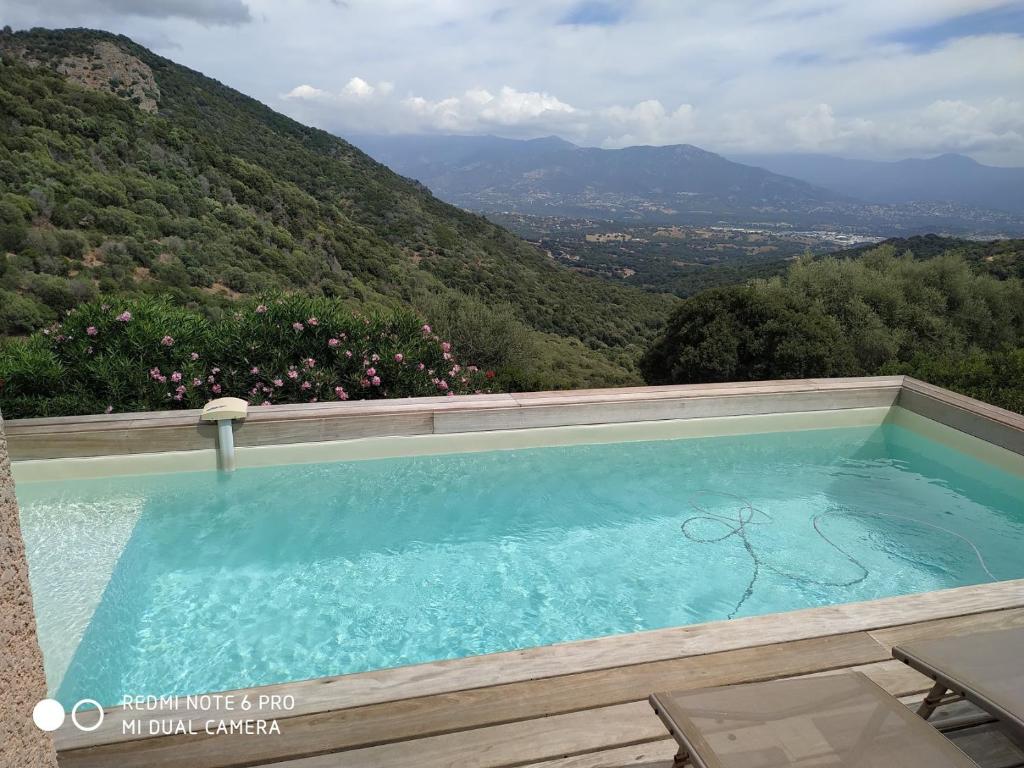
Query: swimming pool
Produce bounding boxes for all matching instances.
[16,409,1024,708]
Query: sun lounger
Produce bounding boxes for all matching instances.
[893,625,1024,744]
[649,671,976,767]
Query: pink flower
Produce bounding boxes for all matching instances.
[437,379,449,391]
[328,338,340,348]
[250,366,259,374]
[261,400,272,406]
[211,384,222,394]
[360,378,370,388]
[304,358,316,368]
[273,378,284,387]
[334,386,349,400]
[307,316,319,326]
[149,367,162,380]
[292,322,305,332]
[207,375,216,383]
[421,324,431,335]
[468,365,478,373]
[171,371,182,383]
[345,350,353,358]
[287,369,299,380]
[86,326,98,336]
[255,304,268,314]
[417,362,425,371]
[443,352,452,361]
[300,381,312,390]
[371,376,381,386]
[157,375,167,384]
[365,367,376,377]
[371,354,380,363]
[441,341,451,353]
[193,378,203,387]
[175,385,186,395]
[212,367,220,374]
[161,335,174,347]
[116,311,132,322]
[105,405,113,414]
[190,352,200,361]
[394,353,404,363]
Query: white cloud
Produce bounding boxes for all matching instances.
[342,76,375,98]
[284,84,328,100]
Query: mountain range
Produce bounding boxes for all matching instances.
[732,152,1024,215]
[356,134,1024,234]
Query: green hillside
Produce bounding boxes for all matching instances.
[0,27,676,390]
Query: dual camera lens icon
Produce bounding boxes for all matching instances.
[32,698,103,732]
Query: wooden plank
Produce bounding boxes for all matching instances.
[868,606,1024,651]
[946,722,1024,768]
[259,700,666,768]
[57,633,885,768]
[435,388,899,434]
[54,581,1024,753]
[520,740,677,768]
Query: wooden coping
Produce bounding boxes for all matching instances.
[4,376,905,460]
[6,376,1024,463]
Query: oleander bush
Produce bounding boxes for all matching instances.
[0,296,494,418]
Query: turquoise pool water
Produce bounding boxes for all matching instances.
[17,422,1024,707]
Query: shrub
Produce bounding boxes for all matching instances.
[0,295,494,417]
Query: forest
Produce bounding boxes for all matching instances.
[641,245,1024,413]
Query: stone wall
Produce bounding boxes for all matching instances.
[0,411,57,767]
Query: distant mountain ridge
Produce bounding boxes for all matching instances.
[731,152,1024,215]
[355,134,1024,233]
[354,134,840,219]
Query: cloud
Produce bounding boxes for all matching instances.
[342,76,375,98]
[286,80,586,136]
[4,0,252,25]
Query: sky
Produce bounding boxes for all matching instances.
[4,0,1024,165]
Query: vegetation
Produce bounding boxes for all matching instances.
[641,246,1024,413]
[0,296,497,418]
[0,28,675,393]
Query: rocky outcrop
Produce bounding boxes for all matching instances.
[2,35,160,113]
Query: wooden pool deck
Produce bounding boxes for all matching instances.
[55,579,1024,768]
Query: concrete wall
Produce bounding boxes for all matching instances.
[0,411,57,767]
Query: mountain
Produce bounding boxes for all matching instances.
[0,28,678,387]
[354,134,841,220]
[731,153,1024,215]
[356,134,1024,233]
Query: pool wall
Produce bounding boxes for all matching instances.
[7,376,1024,481]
